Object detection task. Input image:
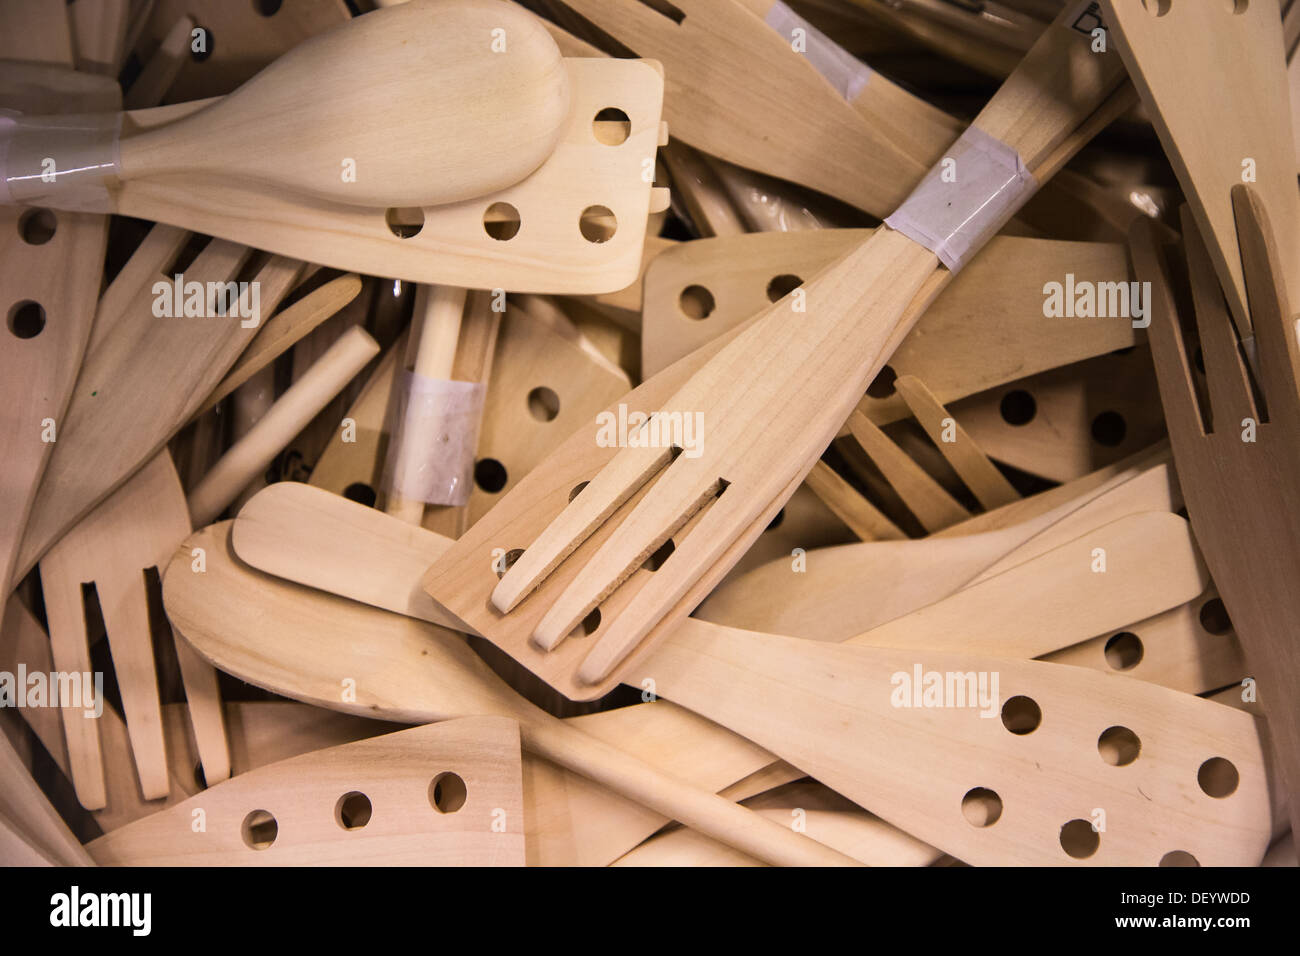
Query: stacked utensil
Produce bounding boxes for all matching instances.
[1,0,1296,871]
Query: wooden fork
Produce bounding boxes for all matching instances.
[1130,185,1300,847]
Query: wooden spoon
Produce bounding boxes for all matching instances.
[4,0,570,210]
[87,716,527,865]
[423,5,1133,698]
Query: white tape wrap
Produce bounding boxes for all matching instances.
[764,1,872,103]
[885,125,1035,273]
[383,372,486,507]
[0,109,121,212]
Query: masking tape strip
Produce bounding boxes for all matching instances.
[884,125,1035,273]
[383,372,486,507]
[764,1,872,103]
[0,109,120,212]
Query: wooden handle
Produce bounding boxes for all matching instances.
[187,327,379,527]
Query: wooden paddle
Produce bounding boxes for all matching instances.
[87,716,527,865]
[5,0,570,210]
[423,3,1133,698]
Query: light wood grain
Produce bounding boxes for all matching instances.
[88,716,527,865]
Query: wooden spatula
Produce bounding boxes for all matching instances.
[1131,186,1300,854]
[4,0,569,210]
[1101,0,1300,338]
[0,60,114,642]
[423,3,1133,698]
[87,716,527,865]
[222,494,1265,865]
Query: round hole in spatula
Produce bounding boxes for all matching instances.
[579,205,617,243]
[1000,695,1041,735]
[679,285,715,320]
[593,107,631,145]
[335,791,372,830]
[569,481,589,502]
[8,301,45,339]
[1159,850,1200,867]
[766,273,803,303]
[343,482,377,508]
[18,208,56,245]
[241,809,278,850]
[1198,597,1231,635]
[1141,0,1171,16]
[385,206,424,239]
[1103,632,1143,671]
[430,772,467,813]
[1098,726,1141,767]
[527,386,560,422]
[999,389,1036,426]
[961,787,1002,827]
[484,202,521,241]
[474,458,508,493]
[1090,411,1127,447]
[1059,819,1100,859]
[1198,757,1239,798]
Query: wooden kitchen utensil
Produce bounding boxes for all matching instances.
[699,448,1177,639]
[12,226,304,584]
[4,0,570,210]
[639,230,1137,417]
[1101,0,1300,338]
[94,54,667,293]
[163,523,861,867]
[1131,188,1300,850]
[40,451,229,808]
[424,3,1133,698]
[88,716,527,865]
[0,60,115,639]
[548,0,956,216]
[224,489,1266,865]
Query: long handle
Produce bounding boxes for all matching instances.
[187,327,379,526]
[519,713,862,867]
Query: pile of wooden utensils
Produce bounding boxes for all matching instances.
[3,0,1299,868]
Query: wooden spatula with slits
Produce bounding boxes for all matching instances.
[423,4,1134,698]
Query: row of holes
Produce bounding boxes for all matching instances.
[678,273,804,321]
[240,772,467,851]
[385,202,617,244]
[973,693,1239,862]
[1102,598,1232,672]
[8,208,58,340]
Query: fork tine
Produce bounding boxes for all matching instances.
[1128,216,1206,442]
[576,480,762,686]
[1232,184,1300,418]
[548,0,682,50]
[532,456,723,650]
[845,410,969,532]
[492,440,675,614]
[1180,205,1259,431]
